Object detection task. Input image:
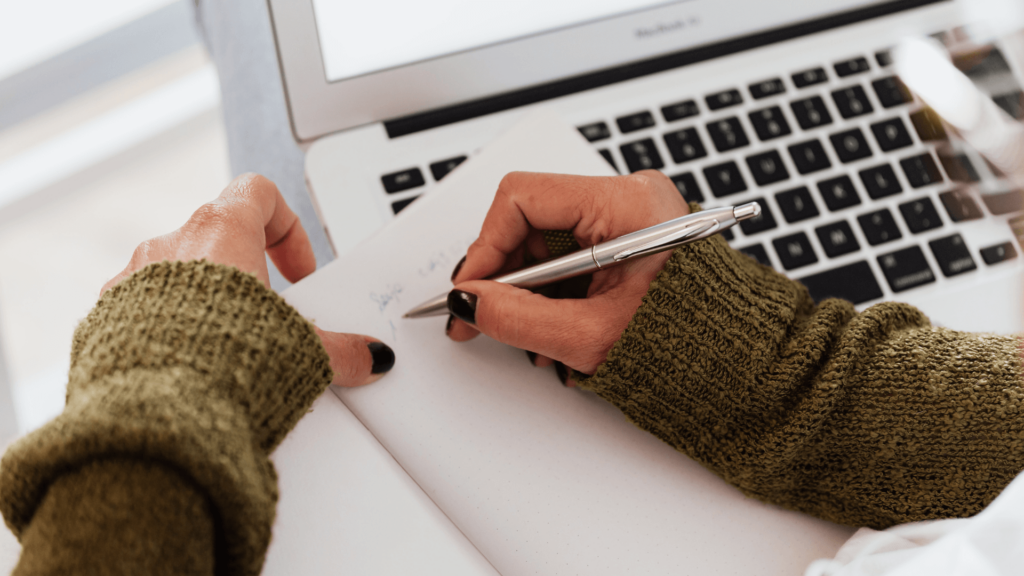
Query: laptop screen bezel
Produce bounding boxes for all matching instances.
[268,0,945,143]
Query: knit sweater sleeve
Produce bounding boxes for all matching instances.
[580,234,1024,529]
[0,261,334,576]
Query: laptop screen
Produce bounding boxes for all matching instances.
[311,0,890,83]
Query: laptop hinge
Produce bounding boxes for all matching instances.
[384,0,945,139]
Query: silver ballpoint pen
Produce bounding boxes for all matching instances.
[403,201,762,319]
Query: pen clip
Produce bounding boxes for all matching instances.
[612,219,719,261]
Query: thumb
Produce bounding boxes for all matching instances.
[447,280,615,373]
[315,328,395,387]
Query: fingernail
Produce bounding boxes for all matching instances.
[526,351,538,366]
[555,362,569,386]
[451,255,467,282]
[445,314,455,336]
[368,342,396,374]
[447,289,477,325]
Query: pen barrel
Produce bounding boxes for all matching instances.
[493,250,597,289]
[591,206,738,266]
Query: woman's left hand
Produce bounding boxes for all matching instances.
[103,173,393,386]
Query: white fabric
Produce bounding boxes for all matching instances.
[806,471,1024,576]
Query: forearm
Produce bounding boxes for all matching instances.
[14,459,214,576]
[1,261,333,575]
[582,235,1024,528]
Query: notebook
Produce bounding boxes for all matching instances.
[267,110,856,575]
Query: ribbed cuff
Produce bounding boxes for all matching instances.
[578,234,825,475]
[2,260,333,576]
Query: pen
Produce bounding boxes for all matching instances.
[403,201,761,319]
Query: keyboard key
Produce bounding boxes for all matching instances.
[981,242,1018,265]
[738,244,772,267]
[598,149,619,173]
[722,228,735,242]
[939,189,983,222]
[994,91,1024,119]
[859,164,903,199]
[749,78,786,99]
[670,173,704,203]
[870,117,913,152]
[878,246,936,292]
[899,197,943,233]
[703,161,748,197]
[617,111,656,134]
[830,128,873,163]
[858,209,902,245]
[871,76,912,108]
[663,128,707,164]
[938,152,980,183]
[790,96,833,130]
[816,220,860,258]
[909,108,947,141]
[788,140,832,174]
[578,122,611,142]
[875,50,893,67]
[745,150,790,186]
[430,156,467,181]
[799,261,883,304]
[620,139,664,172]
[382,168,426,193]
[832,86,874,118]
[662,100,700,122]
[981,190,1024,215]
[773,232,818,270]
[706,117,750,151]
[900,153,943,188]
[748,106,792,141]
[964,48,1013,80]
[738,198,777,236]
[775,186,819,223]
[929,234,977,277]
[834,57,871,77]
[706,89,743,110]
[391,196,418,214]
[818,176,862,211]
[792,67,828,88]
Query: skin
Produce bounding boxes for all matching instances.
[102,173,384,387]
[447,170,690,379]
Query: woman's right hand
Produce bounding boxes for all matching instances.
[446,170,690,377]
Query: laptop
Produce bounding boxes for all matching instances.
[267,0,1024,334]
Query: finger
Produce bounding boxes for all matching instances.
[316,329,395,387]
[448,279,619,373]
[456,171,687,284]
[525,350,554,368]
[220,174,317,283]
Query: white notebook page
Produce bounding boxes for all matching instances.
[283,109,855,575]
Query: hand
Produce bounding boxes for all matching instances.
[447,171,689,377]
[103,173,393,386]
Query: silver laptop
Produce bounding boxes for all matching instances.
[268,0,1024,334]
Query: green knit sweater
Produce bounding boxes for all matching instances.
[2,239,1022,574]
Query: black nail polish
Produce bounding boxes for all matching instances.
[526,351,538,365]
[451,255,467,282]
[555,362,569,386]
[445,314,455,336]
[368,342,396,374]
[447,289,477,325]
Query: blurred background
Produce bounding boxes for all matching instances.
[0,0,229,447]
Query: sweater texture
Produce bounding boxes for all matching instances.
[579,234,1024,528]
[0,261,332,575]
[1,237,1023,573]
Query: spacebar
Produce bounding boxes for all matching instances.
[798,261,883,305]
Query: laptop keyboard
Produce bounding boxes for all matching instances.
[378,36,1024,307]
